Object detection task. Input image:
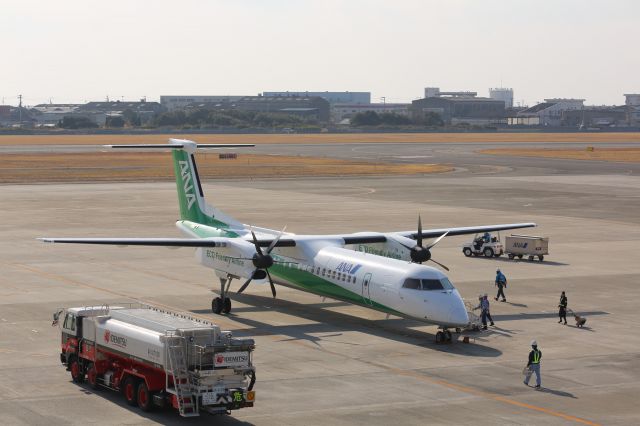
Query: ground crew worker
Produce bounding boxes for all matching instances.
[474,294,494,330]
[524,340,542,389]
[558,291,568,324]
[495,268,507,302]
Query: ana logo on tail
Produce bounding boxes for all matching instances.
[179,160,197,210]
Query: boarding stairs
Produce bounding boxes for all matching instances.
[166,335,199,417]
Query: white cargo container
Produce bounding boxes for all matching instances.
[504,234,549,261]
[55,304,256,417]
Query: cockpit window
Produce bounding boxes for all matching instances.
[440,277,454,290]
[402,278,421,289]
[421,279,444,290]
[403,277,456,291]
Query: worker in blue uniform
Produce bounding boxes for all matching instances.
[495,268,507,302]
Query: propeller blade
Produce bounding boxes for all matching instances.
[266,225,287,254]
[429,258,450,272]
[266,270,276,298]
[417,215,423,247]
[251,231,264,256]
[237,271,255,294]
[426,230,449,249]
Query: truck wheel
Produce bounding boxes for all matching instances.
[70,357,84,383]
[528,255,534,261]
[122,376,138,406]
[508,254,515,259]
[87,363,100,390]
[137,381,154,412]
[517,254,523,259]
[212,297,223,315]
[483,247,494,258]
[463,248,472,257]
[538,255,544,261]
[223,298,232,314]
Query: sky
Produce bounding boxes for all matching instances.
[1,0,638,107]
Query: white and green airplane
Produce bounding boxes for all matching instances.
[40,139,535,342]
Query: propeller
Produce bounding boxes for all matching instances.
[237,227,286,298]
[397,215,450,271]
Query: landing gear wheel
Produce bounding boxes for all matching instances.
[435,331,444,344]
[137,381,154,412]
[122,376,138,407]
[538,255,544,261]
[223,297,232,314]
[483,247,494,258]
[463,248,472,257]
[70,357,84,383]
[444,330,452,342]
[212,297,223,314]
[87,363,100,390]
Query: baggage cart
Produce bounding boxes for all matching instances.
[505,234,549,261]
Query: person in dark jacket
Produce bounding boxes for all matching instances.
[495,269,507,302]
[558,291,568,325]
[524,340,542,389]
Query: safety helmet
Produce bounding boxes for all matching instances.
[531,339,537,346]
[496,268,501,272]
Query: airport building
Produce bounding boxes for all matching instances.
[30,104,83,127]
[489,88,514,108]
[263,91,370,105]
[184,96,331,122]
[160,96,247,111]
[513,98,585,127]
[332,103,411,123]
[625,93,640,126]
[77,100,163,126]
[411,96,506,125]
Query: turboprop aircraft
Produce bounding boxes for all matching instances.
[39,139,536,342]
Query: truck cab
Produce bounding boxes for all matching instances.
[462,232,504,258]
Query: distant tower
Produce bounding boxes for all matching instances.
[489,88,514,108]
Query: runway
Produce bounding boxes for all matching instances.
[1,141,640,425]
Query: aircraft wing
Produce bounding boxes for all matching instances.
[37,237,296,248]
[335,222,536,245]
[396,222,537,240]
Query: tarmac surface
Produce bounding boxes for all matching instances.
[1,141,640,425]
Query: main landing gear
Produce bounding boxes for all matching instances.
[212,275,233,315]
[435,329,453,344]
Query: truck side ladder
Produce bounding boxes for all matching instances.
[166,335,199,417]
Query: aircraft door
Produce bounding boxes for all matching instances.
[362,272,373,305]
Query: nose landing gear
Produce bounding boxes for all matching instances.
[435,329,453,344]
[212,275,234,315]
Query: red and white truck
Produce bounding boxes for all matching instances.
[54,304,256,417]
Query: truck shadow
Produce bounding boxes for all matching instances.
[75,385,255,425]
[192,293,502,358]
[464,256,569,266]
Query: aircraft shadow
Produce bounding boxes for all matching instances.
[492,311,607,322]
[192,293,502,358]
[73,383,255,425]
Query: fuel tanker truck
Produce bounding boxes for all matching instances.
[53,304,256,417]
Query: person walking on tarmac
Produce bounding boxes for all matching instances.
[558,291,568,324]
[524,340,542,389]
[495,268,507,302]
[474,294,495,330]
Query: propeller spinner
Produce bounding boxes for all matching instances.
[237,228,286,298]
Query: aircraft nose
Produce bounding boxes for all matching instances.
[448,295,469,327]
